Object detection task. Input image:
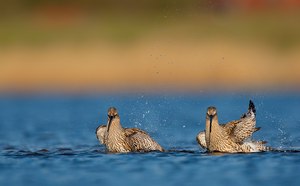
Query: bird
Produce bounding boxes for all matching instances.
[196,100,270,153]
[95,107,164,153]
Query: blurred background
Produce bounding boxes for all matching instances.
[0,0,300,93]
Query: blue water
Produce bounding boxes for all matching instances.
[0,92,300,186]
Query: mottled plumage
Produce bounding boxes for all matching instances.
[96,107,164,153]
[196,100,270,153]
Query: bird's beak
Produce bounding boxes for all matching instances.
[209,115,213,133]
[107,115,113,132]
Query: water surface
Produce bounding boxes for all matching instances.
[0,93,299,186]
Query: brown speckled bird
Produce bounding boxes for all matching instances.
[96,107,164,153]
[196,100,270,153]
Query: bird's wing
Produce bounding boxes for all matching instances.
[196,131,207,149]
[223,100,260,143]
[95,125,107,144]
[124,128,148,137]
[124,128,163,152]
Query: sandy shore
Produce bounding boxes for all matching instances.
[1,39,300,93]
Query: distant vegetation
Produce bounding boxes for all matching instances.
[0,0,300,49]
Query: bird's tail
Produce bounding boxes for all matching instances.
[241,100,256,118]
